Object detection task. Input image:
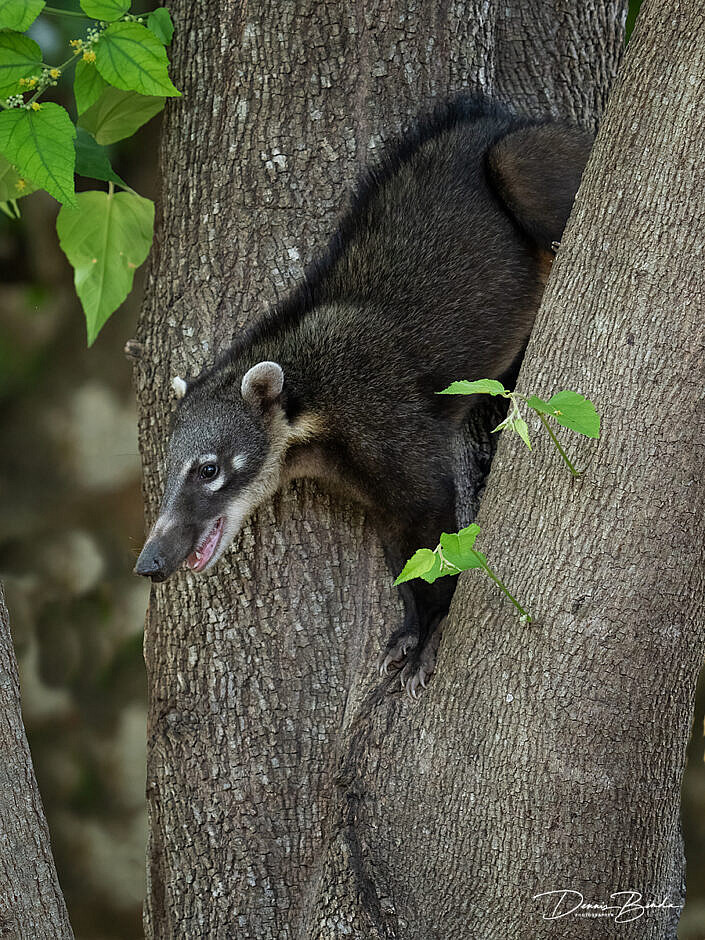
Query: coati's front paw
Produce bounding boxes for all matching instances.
[378,618,444,699]
[399,622,443,698]
[378,633,419,677]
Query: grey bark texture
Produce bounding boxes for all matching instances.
[126,0,695,937]
[453,2,705,935]
[0,585,74,940]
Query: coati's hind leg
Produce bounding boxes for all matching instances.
[378,495,457,696]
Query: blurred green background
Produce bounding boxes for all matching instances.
[1,0,702,937]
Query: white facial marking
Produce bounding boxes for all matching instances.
[232,453,247,471]
[172,375,188,398]
[198,433,288,572]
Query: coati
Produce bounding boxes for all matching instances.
[135,97,592,696]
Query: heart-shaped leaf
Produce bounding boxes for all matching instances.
[526,390,600,438]
[74,126,125,186]
[147,7,173,44]
[0,30,41,95]
[56,189,154,344]
[94,21,180,97]
[78,85,164,144]
[440,524,483,571]
[438,378,509,397]
[74,58,108,114]
[0,0,45,32]
[0,103,76,205]
[79,0,130,20]
[394,548,438,585]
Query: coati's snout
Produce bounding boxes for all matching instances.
[134,515,223,581]
[134,529,193,582]
[134,361,288,582]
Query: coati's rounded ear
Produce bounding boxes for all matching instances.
[487,124,594,251]
[171,375,188,399]
[241,361,284,409]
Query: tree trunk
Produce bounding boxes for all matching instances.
[435,2,705,935]
[0,586,74,939]
[134,1,628,937]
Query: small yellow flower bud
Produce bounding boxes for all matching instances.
[82,50,96,63]
[18,77,27,86]
[49,68,60,79]
[16,179,26,191]
[30,101,41,111]
[69,39,83,50]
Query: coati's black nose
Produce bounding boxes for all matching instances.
[134,548,168,582]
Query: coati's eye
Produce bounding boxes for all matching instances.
[199,463,219,480]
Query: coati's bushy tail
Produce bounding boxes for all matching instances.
[487,123,594,250]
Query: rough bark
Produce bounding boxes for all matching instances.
[0,585,74,939]
[134,1,628,937]
[445,3,705,933]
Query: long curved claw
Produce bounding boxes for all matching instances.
[377,626,445,699]
[378,634,418,677]
[379,651,400,676]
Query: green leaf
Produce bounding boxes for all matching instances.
[0,103,76,205]
[526,390,600,438]
[525,395,551,414]
[438,378,509,397]
[0,0,45,32]
[79,0,130,20]
[458,523,480,549]
[419,553,443,583]
[440,524,483,571]
[512,417,532,449]
[74,126,124,185]
[78,85,164,144]
[394,548,437,585]
[74,58,108,114]
[56,189,154,345]
[0,150,36,199]
[147,7,173,44]
[0,30,41,95]
[94,21,180,97]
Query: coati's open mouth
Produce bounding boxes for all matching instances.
[186,517,224,573]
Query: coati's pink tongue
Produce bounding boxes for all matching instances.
[186,517,224,572]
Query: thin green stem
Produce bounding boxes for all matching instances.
[55,51,84,70]
[43,6,89,17]
[116,182,139,196]
[474,552,532,621]
[26,51,82,106]
[537,412,581,477]
[26,86,45,106]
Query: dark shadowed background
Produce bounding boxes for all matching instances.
[1,0,703,937]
